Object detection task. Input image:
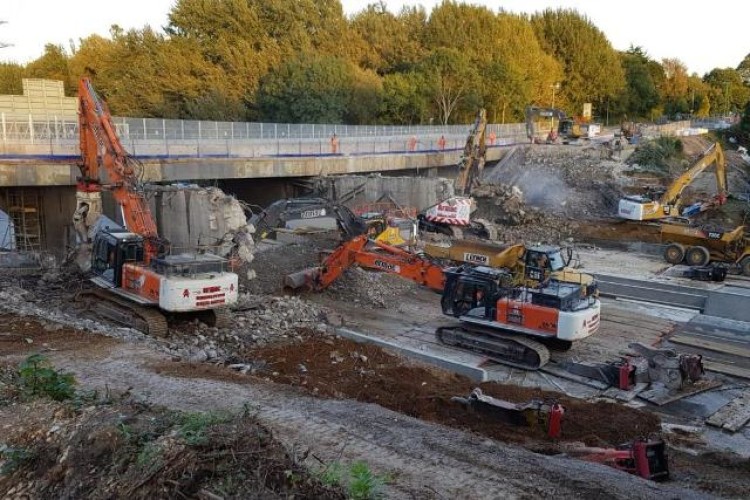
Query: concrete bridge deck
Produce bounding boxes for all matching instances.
[0,145,509,187]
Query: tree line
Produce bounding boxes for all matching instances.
[1,0,748,125]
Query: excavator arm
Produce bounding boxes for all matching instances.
[76,78,163,261]
[619,142,728,221]
[454,108,487,196]
[659,142,728,210]
[284,235,445,292]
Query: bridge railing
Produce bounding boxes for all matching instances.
[0,113,529,157]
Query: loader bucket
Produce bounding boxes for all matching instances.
[284,267,321,292]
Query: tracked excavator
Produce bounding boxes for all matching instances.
[618,142,728,221]
[249,197,383,241]
[72,78,238,335]
[285,235,601,369]
[420,108,498,240]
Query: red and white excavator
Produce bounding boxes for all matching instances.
[419,108,498,240]
[285,235,601,370]
[72,78,238,335]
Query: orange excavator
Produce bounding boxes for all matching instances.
[285,235,601,369]
[72,78,238,335]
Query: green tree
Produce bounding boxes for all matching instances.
[703,67,750,115]
[611,47,660,120]
[0,62,25,94]
[420,47,477,124]
[25,44,71,93]
[167,0,278,110]
[531,8,624,117]
[737,52,750,85]
[350,2,426,74]
[378,71,429,124]
[345,67,383,124]
[492,12,563,121]
[257,55,355,123]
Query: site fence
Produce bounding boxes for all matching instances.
[0,113,528,157]
[0,113,723,158]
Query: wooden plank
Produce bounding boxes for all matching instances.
[671,335,750,359]
[703,361,750,380]
[637,379,722,406]
[602,311,674,329]
[706,393,750,432]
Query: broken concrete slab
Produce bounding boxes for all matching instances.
[149,185,255,265]
[706,393,750,432]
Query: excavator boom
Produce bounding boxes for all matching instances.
[454,108,487,197]
[619,142,728,221]
[77,78,160,257]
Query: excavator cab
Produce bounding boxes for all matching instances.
[441,266,515,318]
[91,230,145,287]
[523,246,567,283]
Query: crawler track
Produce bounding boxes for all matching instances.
[74,289,168,337]
[436,325,550,369]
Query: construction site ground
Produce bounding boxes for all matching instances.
[3,135,750,498]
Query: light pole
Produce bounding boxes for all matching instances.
[551,82,560,109]
[550,82,560,131]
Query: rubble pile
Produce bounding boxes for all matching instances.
[325,267,417,309]
[467,183,574,244]
[1,268,332,365]
[471,183,543,226]
[245,239,338,295]
[488,145,625,220]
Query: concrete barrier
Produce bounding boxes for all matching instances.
[704,286,750,322]
[336,327,488,382]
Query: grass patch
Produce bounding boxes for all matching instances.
[318,460,389,499]
[18,354,76,401]
[177,411,232,446]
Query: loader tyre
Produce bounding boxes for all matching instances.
[685,246,710,267]
[741,256,750,277]
[664,243,685,264]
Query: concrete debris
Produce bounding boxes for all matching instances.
[156,293,331,362]
[151,185,256,265]
[0,269,329,365]
[326,267,417,309]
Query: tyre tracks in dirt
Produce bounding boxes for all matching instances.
[48,343,708,500]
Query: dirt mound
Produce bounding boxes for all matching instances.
[0,314,117,359]
[0,398,344,499]
[236,333,660,448]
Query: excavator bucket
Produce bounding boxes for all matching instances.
[284,267,321,292]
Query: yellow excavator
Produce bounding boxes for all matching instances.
[618,142,728,221]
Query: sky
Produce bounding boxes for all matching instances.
[0,0,746,76]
